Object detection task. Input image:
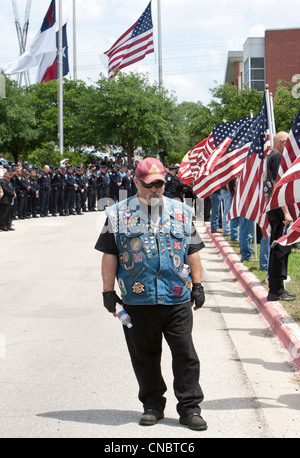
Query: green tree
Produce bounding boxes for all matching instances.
[273,80,300,132]
[25,79,58,148]
[26,78,94,152]
[89,72,180,167]
[174,101,203,157]
[209,83,263,123]
[0,76,37,163]
[182,84,264,151]
[28,141,61,166]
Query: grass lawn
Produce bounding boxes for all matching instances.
[223,236,300,324]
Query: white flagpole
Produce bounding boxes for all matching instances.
[58,0,64,156]
[157,0,163,91]
[265,85,274,148]
[250,109,258,259]
[73,0,77,81]
[269,92,276,140]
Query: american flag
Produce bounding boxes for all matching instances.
[228,94,271,237]
[192,114,260,198]
[178,152,194,184]
[267,109,300,219]
[104,2,154,78]
[274,218,300,246]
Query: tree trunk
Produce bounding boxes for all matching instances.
[13,149,19,164]
[127,136,134,168]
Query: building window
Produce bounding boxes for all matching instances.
[244,57,265,92]
[251,80,265,92]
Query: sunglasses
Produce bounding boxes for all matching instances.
[139,179,165,189]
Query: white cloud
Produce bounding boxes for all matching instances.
[1,0,299,103]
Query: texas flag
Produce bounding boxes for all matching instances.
[5,0,56,75]
[36,24,69,83]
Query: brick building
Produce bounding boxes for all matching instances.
[265,28,300,95]
[225,28,300,95]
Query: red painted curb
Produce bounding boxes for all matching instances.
[206,226,300,372]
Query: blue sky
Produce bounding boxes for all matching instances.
[0,0,299,105]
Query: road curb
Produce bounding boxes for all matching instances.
[205,226,300,372]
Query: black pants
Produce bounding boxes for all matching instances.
[53,188,65,215]
[65,188,75,214]
[123,302,204,417]
[88,188,97,210]
[27,193,38,216]
[267,208,292,295]
[75,190,84,213]
[39,188,51,216]
[97,187,110,210]
[0,204,11,229]
[18,194,28,218]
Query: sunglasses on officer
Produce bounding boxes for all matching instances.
[138,179,165,189]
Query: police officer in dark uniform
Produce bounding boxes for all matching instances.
[97,164,110,210]
[75,167,85,215]
[109,163,122,202]
[10,167,20,219]
[64,165,77,215]
[88,168,98,211]
[164,166,184,200]
[27,169,39,218]
[121,169,134,197]
[38,165,52,217]
[82,168,88,212]
[52,166,66,216]
[0,170,16,231]
[17,167,30,219]
[48,165,55,216]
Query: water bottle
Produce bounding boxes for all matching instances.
[116,304,133,328]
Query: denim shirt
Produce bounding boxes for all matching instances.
[105,195,193,305]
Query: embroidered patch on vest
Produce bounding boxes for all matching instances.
[118,278,127,296]
[134,253,143,263]
[172,285,184,296]
[132,282,145,294]
[174,241,181,250]
[173,254,181,268]
[130,238,142,251]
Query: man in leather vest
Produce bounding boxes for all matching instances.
[95,157,207,431]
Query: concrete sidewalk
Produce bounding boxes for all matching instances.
[205,225,300,372]
[0,212,299,438]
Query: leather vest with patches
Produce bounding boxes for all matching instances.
[105,195,193,305]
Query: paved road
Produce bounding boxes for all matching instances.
[0,211,299,438]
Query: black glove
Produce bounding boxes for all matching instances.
[102,291,123,313]
[191,283,205,309]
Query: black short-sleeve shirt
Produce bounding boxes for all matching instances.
[268,150,281,183]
